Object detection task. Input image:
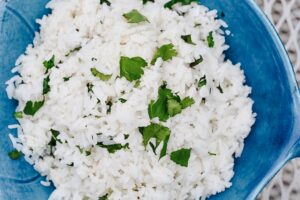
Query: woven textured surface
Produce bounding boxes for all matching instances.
[256,0,300,199]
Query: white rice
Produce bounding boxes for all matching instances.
[6,0,255,199]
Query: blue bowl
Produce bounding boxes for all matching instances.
[0,0,299,199]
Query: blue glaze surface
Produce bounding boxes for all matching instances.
[0,0,299,199]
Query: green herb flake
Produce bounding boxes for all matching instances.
[100,0,111,6]
[87,83,94,93]
[180,97,195,109]
[124,134,129,139]
[123,9,149,23]
[142,0,154,4]
[139,123,170,158]
[208,152,217,156]
[170,148,191,167]
[43,55,55,73]
[14,111,23,119]
[217,84,223,93]
[8,149,22,160]
[97,142,129,153]
[63,76,71,82]
[201,98,206,104]
[181,35,195,45]
[119,98,127,103]
[190,56,203,68]
[120,56,147,82]
[134,80,141,88]
[164,0,197,9]
[151,44,177,65]
[43,75,50,95]
[48,129,62,147]
[65,46,81,57]
[85,150,91,156]
[91,67,112,81]
[198,75,207,88]
[167,99,182,117]
[149,141,157,155]
[148,84,194,121]
[98,194,108,200]
[207,31,215,48]
[23,100,44,116]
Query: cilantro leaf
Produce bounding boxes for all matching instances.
[8,149,22,160]
[180,97,195,109]
[151,44,177,65]
[207,31,214,48]
[65,46,81,57]
[23,100,44,116]
[148,84,194,121]
[63,76,71,81]
[159,134,170,159]
[142,0,154,4]
[98,194,108,200]
[119,98,127,103]
[48,129,62,147]
[217,84,223,93]
[91,67,112,81]
[106,99,113,113]
[120,56,147,82]
[14,111,23,119]
[134,80,141,88]
[97,142,129,153]
[164,0,197,9]
[43,75,50,95]
[181,35,195,45]
[100,0,111,6]
[123,9,149,23]
[170,148,191,167]
[190,56,203,68]
[167,99,182,117]
[139,123,170,147]
[87,83,94,93]
[198,75,206,88]
[43,55,55,73]
[208,152,217,156]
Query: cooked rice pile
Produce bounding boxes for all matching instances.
[6,0,255,199]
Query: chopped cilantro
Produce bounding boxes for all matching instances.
[201,98,206,104]
[181,35,195,45]
[142,0,154,4]
[134,80,141,88]
[149,142,157,155]
[43,75,50,95]
[120,56,147,82]
[198,75,206,88]
[190,56,203,68]
[100,0,111,6]
[119,98,127,103]
[148,84,194,121]
[87,83,94,93]
[139,123,170,158]
[85,150,91,156]
[170,148,191,167]
[167,99,182,117]
[123,9,149,23]
[63,76,71,81]
[65,46,81,56]
[43,55,55,73]
[180,97,195,109]
[48,129,62,147]
[164,0,197,9]
[23,100,44,116]
[14,111,23,119]
[124,134,129,139]
[8,149,22,160]
[91,67,112,81]
[106,99,113,113]
[98,194,108,200]
[97,142,129,153]
[217,84,223,93]
[208,152,217,156]
[151,44,177,65]
[207,31,214,48]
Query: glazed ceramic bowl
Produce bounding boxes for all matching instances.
[0,0,299,199]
